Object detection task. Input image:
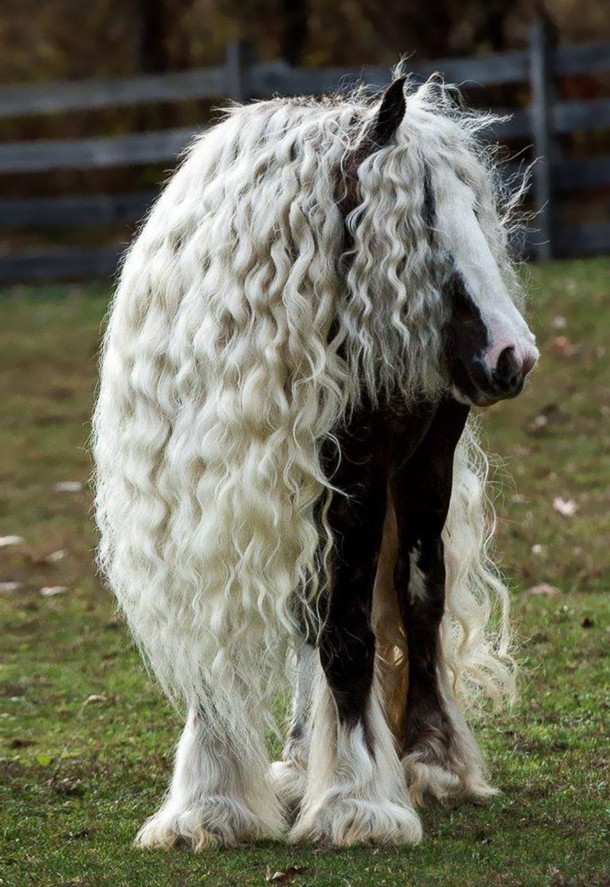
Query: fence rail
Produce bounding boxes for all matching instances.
[4,40,610,119]
[1,18,610,282]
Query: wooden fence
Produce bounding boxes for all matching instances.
[1,19,610,282]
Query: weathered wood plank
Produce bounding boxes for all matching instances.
[0,192,156,228]
[0,246,123,283]
[530,17,557,261]
[0,69,225,118]
[554,156,610,192]
[248,63,388,96]
[0,109,533,177]
[0,40,607,123]
[225,41,257,101]
[555,221,610,256]
[555,42,610,76]
[0,128,199,173]
[249,50,530,96]
[408,50,530,86]
[554,97,610,134]
[487,109,531,139]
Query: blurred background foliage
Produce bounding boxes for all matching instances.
[0,1,609,254]
[1,0,609,83]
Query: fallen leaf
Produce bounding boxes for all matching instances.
[82,694,107,705]
[552,497,579,517]
[0,581,24,593]
[0,535,24,547]
[39,585,68,597]
[53,481,83,493]
[549,336,580,358]
[525,583,561,597]
[266,866,310,884]
[527,414,548,433]
[31,548,68,567]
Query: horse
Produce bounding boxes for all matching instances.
[92,72,538,849]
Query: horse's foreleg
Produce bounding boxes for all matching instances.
[136,693,285,850]
[290,414,421,846]
[270,640,317,817]
[392,397,494,804]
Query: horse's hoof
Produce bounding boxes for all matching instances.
[136,812,221,850]
[269,760,307,819]
[135,796,281,850]
[289,795,422,846]
[403,749,497,806]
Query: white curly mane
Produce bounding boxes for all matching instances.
[93,78,519,740]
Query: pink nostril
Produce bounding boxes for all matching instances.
[521,351,537,377]
[495,345,518,376]
[486,341,538,378]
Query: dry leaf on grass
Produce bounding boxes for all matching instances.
[552,497,579,517]
[0,535,25,547]
[527,403,562,434]
[266,866,310,884]
[53,481,83,493]
[0,581,24,593]
[31,549,68,567]
[528,414,549,433]
[82,694,108,705]
[39,585,68,597]
[549,336,581,358]
[525,583,561,597]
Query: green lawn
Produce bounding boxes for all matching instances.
[1,261,609,887]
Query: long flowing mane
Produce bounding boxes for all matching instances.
[92,79,518,736]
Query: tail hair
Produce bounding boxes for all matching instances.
[442,419,517,711]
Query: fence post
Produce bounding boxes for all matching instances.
[225,40,257,102]
[529,15,557,261]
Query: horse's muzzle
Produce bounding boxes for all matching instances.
[469,344,538,406]
[451,343,538,407]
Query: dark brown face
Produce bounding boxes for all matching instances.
[442,267,537,407]
[419,160,538,407]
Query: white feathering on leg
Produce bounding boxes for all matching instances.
[291,672,422,846]
[137,708,285,850]
[270,642,316,815]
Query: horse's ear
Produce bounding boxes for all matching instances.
[445,83,466,110]
[423,72,465,110]
[368,77,407,149]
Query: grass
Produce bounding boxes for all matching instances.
[1,260,609,887]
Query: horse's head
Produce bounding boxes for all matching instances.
[430,147,539,408]
[352,76,539,408]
